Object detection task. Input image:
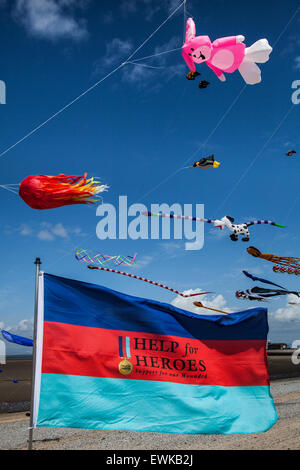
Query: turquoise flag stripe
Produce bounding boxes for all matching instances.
[36,374,277,434]
[126,336,131,358]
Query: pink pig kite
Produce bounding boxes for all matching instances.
[182,18,272,85]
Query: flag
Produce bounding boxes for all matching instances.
[33,273,277,434]
[1,330,33,347]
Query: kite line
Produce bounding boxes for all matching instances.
[0,1,185,161]
[135,4,300,206]
[214,5,300,214]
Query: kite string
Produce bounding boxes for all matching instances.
[0,62,126,160]
[215,104,295,214]
[135,84,247,204]
[0,0,185,161]
[0,185,19,195]
[129,47,182,64]
[214,5,300,214]
[125,0,185,63]
[135,4,300,207]
[183,0,187,43]
[126,61,165,70]
[0,2,187,277]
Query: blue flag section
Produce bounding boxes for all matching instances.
[34,273,278,434]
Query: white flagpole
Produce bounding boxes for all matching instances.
[28,257,41,451]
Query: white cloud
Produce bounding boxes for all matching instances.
[120,0,138,16]
[294,57,300,70]
[4,222,86,242]
[51,222,68,238]
[120,0,158,19]
[156,241,185,259]
[272,294,300,322]
[122,62,156,85]
[120,0,183,18]
[14,0,89,42]
[37,229,55,241]
[144,36,181,64]
[103,38,133,68]
[14,318,33,335]
[131,255,154,268]
[20,224,33,236]
[0,318,33,337]
[102,11,113,24]
[38,223,69,241]
[168,0,182,12]
[171,289,233,315]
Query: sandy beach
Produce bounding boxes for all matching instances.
[1,355,299,450]
[0,377,299,450]
[0,360,32,412]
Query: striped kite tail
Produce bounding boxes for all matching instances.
[141,211,213,224]
[246,220,286,228]
[87,265,211,298]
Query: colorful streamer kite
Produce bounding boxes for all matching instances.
[236,270,299,301]
[76,249,137,268]
[87,265,210,298]
[247,246,300,270]
[236,287,300,302]
[142,212,285,242]
[273,265,300,276]
[18,173,108,210]
[242,270,285,289]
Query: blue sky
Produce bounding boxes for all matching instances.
[0,0,300,355]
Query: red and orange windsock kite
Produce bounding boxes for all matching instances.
[19,173,108,210]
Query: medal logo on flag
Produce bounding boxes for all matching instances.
[118,358,133,376]
[118,336,133,376]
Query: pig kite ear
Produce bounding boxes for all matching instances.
[182,18,196,72]
[182,46,196,72]
[185,18,196,43]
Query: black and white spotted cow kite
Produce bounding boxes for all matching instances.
[213,216,285,242]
